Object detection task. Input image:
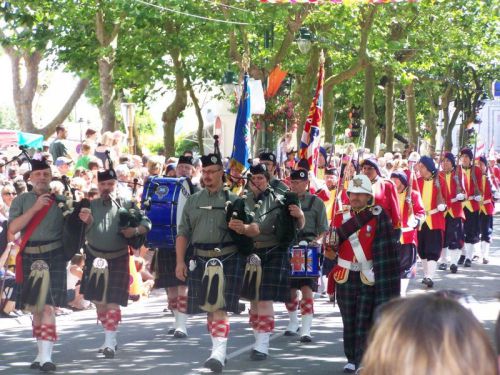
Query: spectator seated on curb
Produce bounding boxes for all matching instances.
[66,254,92,311]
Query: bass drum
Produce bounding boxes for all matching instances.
[141,176,193,249]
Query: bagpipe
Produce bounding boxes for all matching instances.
[104,151,146,250]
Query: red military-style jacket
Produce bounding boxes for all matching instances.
[440,170,465,220]
[398,189,425,245]
[417,175,447,231]
[458,166,483,212]
[480,174,495,216]
[332,209,377,286]
[371,176,401,229]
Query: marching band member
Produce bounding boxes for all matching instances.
[229,163,304,361]
[79,167,151,359]
[439,152,465,273]
[331,174,400,373]
[477,156,498,264]
[416,156,447,288]
[390,171,425,296]
[285,166,328,342]
[9,159,66,372]
[154,155,198,338]
[360,157,401,230]
[258,151,289,195]
[175,153,245,373]
[458,148,483,267]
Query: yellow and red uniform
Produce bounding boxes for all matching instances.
[480,174,495,216]
[441,170,465,220]
[398,189,425,245]
[417,175,447,231]
[458,166,483,212]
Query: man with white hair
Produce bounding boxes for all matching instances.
[330,174,400,373]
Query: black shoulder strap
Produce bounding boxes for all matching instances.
[336,208,375,246]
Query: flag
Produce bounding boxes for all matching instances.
[230,73,251,171]
[299,54,324,176]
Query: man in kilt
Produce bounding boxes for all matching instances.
[175,153,245,373]
[79,168,151,359]
[229,164,305,361]
[154,155,199,338]
[9,159,67,372]
[330,174,400,373]
[390,171,425,296]
[284,166,328,342]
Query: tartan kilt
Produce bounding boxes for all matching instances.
[153,248,186,288]
[256,246,291,302]
[16,247,67,310]
[80,250,130,307]
[187,251,244,315]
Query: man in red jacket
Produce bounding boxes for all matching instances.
[360,158,401,230]
[439,152,465,273]
[477,156,498,264]
[390,171,425,296]
[416,156,448,288]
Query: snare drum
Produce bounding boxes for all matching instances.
[289,245,321,278]
[141,176,193,249]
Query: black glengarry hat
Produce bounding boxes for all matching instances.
[30,158,51,171]
[201,153,222,168]
[98,169,117,182]
[259,152,277,165]
[178,155,194,166]
[290,169,308,181]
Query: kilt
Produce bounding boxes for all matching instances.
[187,251,244,315]
[16,247,67,310]
[153,248,186,288]
[290,277,318,291]
[463,209,480,244]
[398,243,417,279]
[336,271,375,367]
[417,224,443,261]
[444,215,464,250]
[81,250,130,307]
[479,213,493,243]
[256,246,291,302]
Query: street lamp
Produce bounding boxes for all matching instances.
[121,102,136,154]
[296,27,314,54]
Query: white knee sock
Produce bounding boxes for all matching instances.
[427,260,437,280]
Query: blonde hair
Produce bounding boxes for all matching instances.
[147,157,164,176]
[100,131,114,147]
[361,294,498,375]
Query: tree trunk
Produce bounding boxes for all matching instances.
[7,46,88,136]
[162,49,187,158]
[440,85,453,151]
[95,9,121,133]
[363,63,377,152]
[405,80,418,149]
[384,69,395,152]
[427,90,439,154]
[323,56,335,145]
[186,74,205,155]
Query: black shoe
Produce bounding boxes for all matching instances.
[173,330,187,338]
[39,362,56,372]
[422,278,434,288]
[235,302,245,315]
[167,327,175,335]
[250,349,268,361]
[29,361,40,369]
[204,358,223,373]
[299,335,312,343]
[98,345,117,354]
[284,328,299,336]
[457,255,465,265]
[102,347,115,359]
[483,258,490,264]
[450,264,458,274]
[472,255,480,262]
[438,263,447,271]
[464,259,472,267]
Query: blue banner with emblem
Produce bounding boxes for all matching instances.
[229,73,251,171]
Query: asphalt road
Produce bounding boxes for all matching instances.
[2,217,500,375]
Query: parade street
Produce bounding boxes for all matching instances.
[2,216,500,375]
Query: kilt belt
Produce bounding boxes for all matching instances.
[194,246,237,258]
[24,241,62,254]
[254,241,279,249]
[338,258,373,272]
[87,244,128,260]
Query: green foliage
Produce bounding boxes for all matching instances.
[175,137,198,156]
[0,106,18,130]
